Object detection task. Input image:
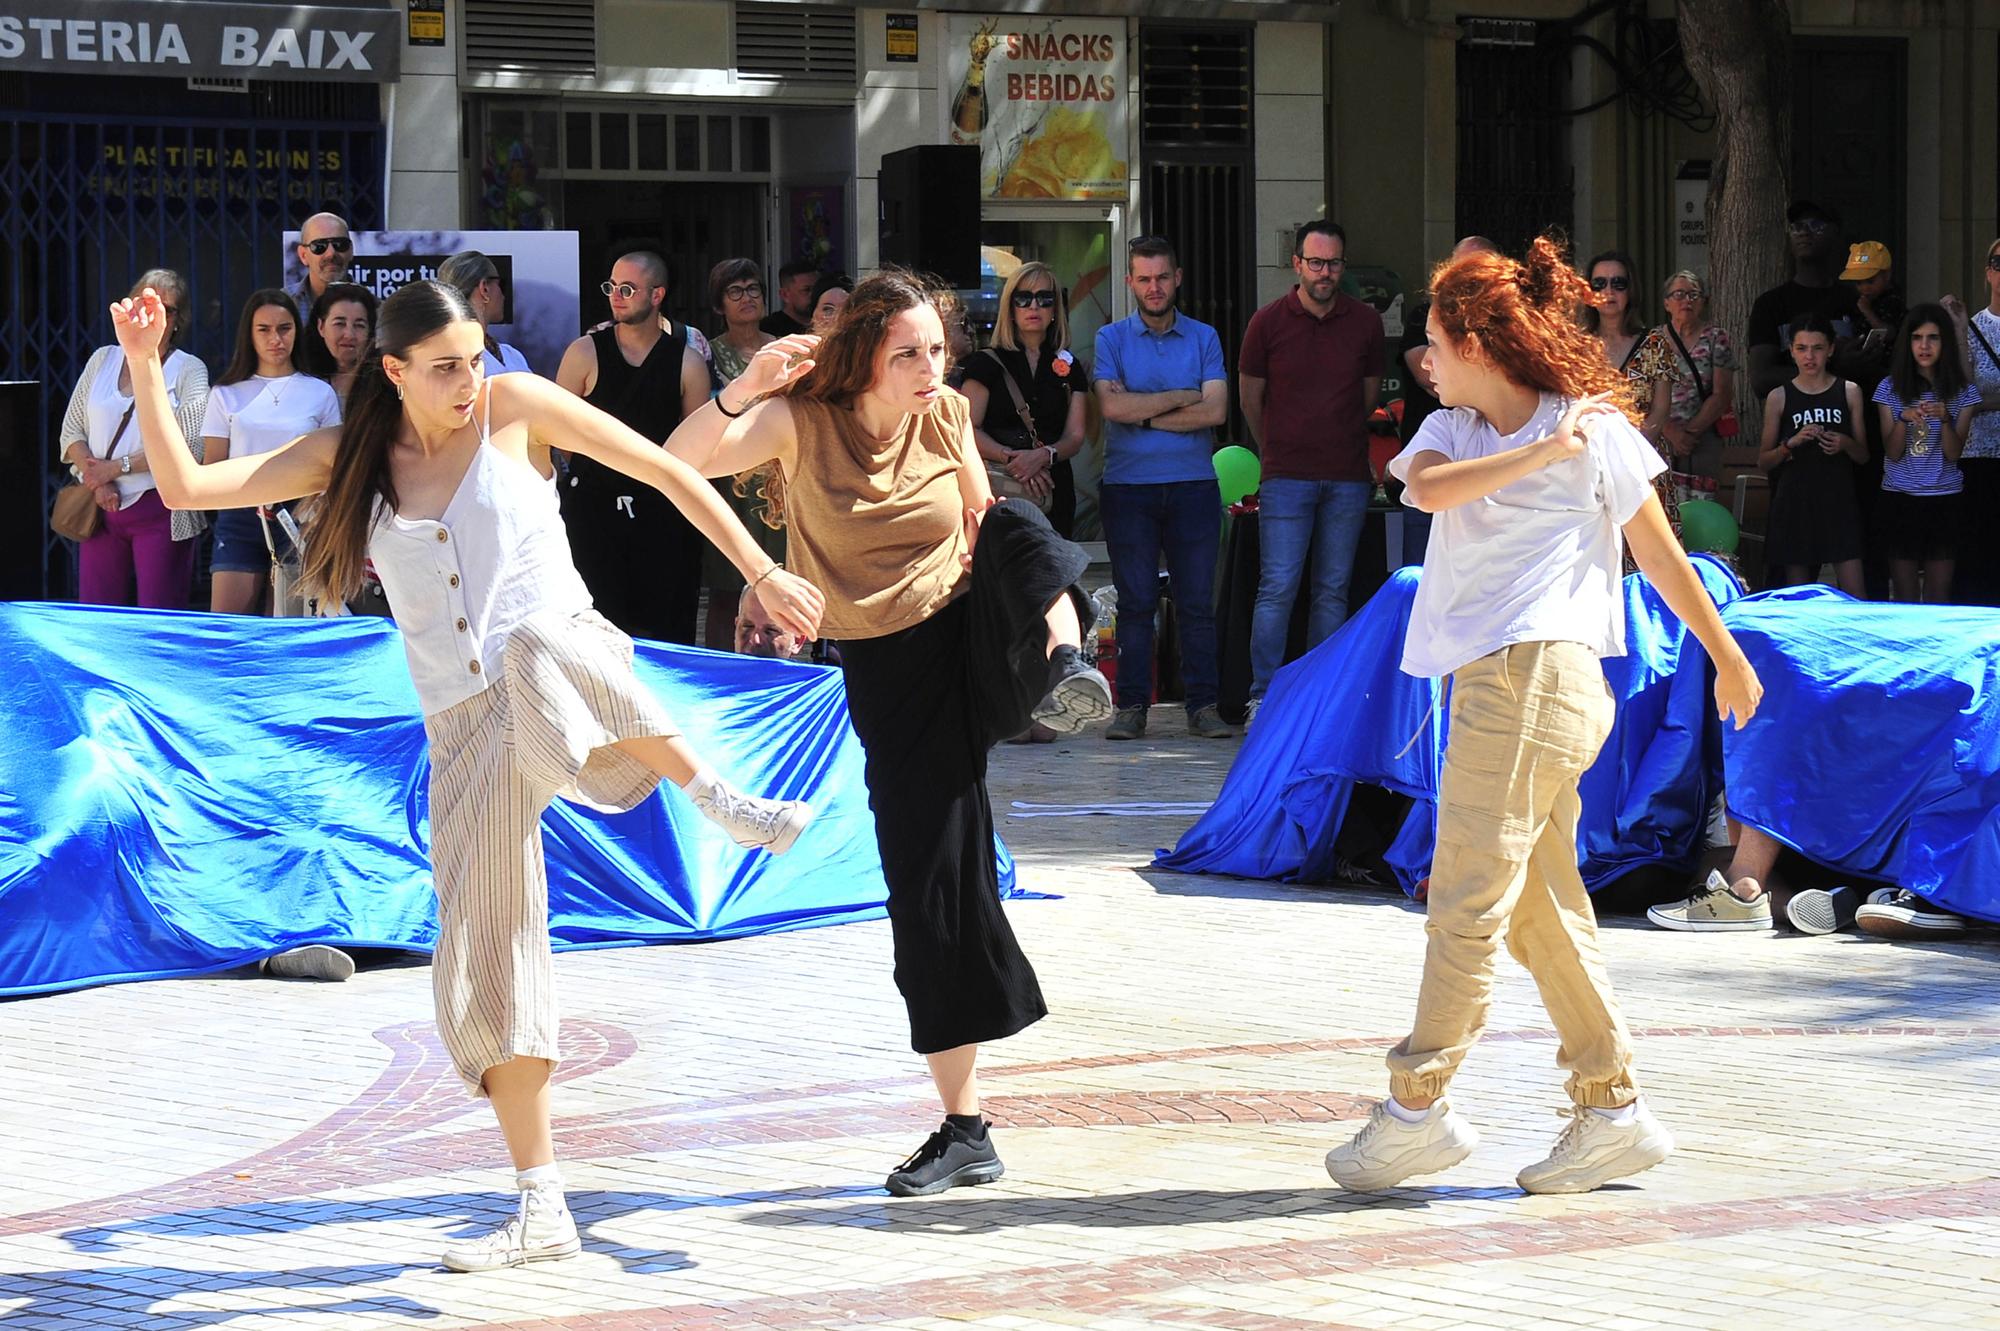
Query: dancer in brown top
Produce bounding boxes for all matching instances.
[667,271,1112,1195]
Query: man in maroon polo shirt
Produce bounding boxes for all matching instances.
[1239,219,1385,722]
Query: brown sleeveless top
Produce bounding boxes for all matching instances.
[777,389,973,640]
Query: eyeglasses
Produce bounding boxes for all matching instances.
[601,280,644,299]
[1664,289,1702,302]
[1589,275,1630,293]
[303,237,352,256]
[1297,256,1346,274]
[1786,218,1830,236]
[1986,255,2000,271]
[723,283,764,302]
[1011,290,1058,309]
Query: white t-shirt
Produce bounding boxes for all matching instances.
[201,373,342,460]
[488,342,533,376]
[1387,394,1666,679]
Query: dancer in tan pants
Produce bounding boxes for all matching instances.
[1326,237,1762,1196]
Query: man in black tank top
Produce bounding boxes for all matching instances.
[556,250,715,643]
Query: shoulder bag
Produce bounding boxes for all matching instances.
[51,402,135,543]
[978,349,1054,513]
[1666,323,1739,437]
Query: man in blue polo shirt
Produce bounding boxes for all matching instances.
[1093,235,1232,740]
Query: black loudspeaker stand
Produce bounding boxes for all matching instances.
[878,145,982,289]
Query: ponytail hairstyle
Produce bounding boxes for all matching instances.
[786,268,961,408]
[216,288,301,387]
[1427,234,1641,421]
[1890,302,1971,405]
[299,280,479,603]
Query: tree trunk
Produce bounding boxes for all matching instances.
[1677,0,1793,427]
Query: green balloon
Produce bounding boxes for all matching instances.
[1677,498,1739,554]
[1213,445,1261,504]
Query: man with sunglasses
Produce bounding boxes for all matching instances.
[1747,201,1865,400]
[1238,220,1385,726]
[555,250,714,644]
[291,212,354,322]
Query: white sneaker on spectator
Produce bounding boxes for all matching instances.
[1517,1101,1673,1194]
[259,945,356,982]
[1244,698,1261,729]
[442,1183,580,1272]
[1325,1099,1478,1191]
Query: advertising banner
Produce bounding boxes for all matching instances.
[946,15,1127,202]
[0,0,400,83]
[283,230,580,376]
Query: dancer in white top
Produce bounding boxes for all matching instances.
[111,279,825,1272]
[202,288,343,615]
[1324,237,1762,1196]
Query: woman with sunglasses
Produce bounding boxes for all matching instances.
[1945,238,2000,604]
[962,263,1088,539]
[58,268,209,608]
[304,282,379,408]
[202,287,343,616]
[1580,251,1647,376]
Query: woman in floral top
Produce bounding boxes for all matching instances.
[1631,271,1737,486]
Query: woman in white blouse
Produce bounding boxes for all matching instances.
[58,269,209,608]
[202,288,343,614]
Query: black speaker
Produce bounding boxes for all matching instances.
[0,381,46,600]
[878,145,981,289]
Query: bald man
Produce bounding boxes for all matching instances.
[292,212,354,321]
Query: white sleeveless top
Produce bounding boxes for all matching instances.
[367,388,593,716]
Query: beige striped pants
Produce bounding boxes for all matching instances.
[422,608,678,1096]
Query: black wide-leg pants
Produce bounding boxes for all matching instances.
[838,500,1091,1054]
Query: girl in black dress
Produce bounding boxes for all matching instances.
[1758,313,1868,594]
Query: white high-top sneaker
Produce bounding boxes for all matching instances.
[442,1182,580,1272]
[688,775,814,854]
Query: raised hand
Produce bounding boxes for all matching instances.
[754,568,825,642]
[736,334,820,402]
[1548,391,1620,463]
[109,288,170,363]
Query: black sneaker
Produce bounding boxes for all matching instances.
[1855,890,1970,939]
[884,1120,1005,1197]
[1031,645,1113,736]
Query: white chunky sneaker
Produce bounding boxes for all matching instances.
[442,1183,580,1272]
[259,945,357,981]
[690,780,814,854]
[1325,1099,1478,1191]
[1516,1101,1674,1194]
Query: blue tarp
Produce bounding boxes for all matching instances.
[1156,556,1744,894]
[1719,587,2000,925]
[0,604,1015,998]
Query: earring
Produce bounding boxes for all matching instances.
[395,384,404,401]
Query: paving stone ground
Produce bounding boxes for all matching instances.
[4,706,1997,1330]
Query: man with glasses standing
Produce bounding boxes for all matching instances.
[1238,220,1384,725]
[1094,235,1234,740]
[555,250,712,643]
[291,212,355,322]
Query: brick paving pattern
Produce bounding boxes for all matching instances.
[3,707,1996,1329]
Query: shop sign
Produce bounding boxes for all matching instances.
[0,0,401,83]
[88,143,357,208]
[885,13,916,63]
[946,14,1127,202]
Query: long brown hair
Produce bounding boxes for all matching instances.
[786,269,961,408]
[216,288,301,387]
[299,280,478,603]
[1429,235,1641,421]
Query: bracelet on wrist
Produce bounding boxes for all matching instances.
[751,562,782,589]
[716,391,754,419]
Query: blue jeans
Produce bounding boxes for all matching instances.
[1250,478,1372,698]
[1100,479,1221,713]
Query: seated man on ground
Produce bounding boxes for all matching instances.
[1647,819,1974,938]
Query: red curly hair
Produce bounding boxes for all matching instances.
[1427,235,1643,423]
